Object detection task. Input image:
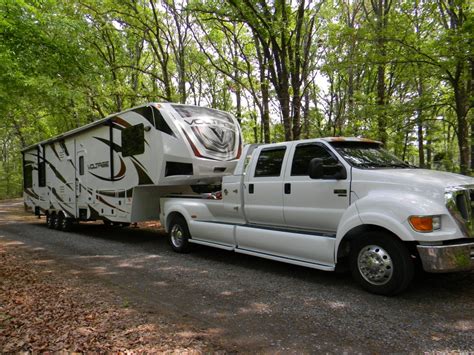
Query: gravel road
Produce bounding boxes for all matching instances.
[1,199,473,352]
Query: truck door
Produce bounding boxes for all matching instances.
[283,143,350,233]
[243,145,288,227]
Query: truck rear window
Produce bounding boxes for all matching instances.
[254,147,286,177]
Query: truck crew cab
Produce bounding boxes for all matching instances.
[161,137,474,295]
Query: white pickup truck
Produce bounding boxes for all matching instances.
[160,137,474,295]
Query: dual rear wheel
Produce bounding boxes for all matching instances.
[168,216,192,253]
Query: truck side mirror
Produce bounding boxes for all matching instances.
[309,158,324,179]
[333,164,347,180]
[309,158,347,180]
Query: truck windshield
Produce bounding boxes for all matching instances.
[330,142,411,169]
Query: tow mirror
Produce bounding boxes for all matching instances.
[333,164,347,179]
[309,158,324,179]
[309,158,347,180]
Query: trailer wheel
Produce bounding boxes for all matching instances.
[54,213,63,230]
[60,216,73,232]
[47,213,57,229]
[169,216,192,253]
[46,213,52,228]
[349,232,414,296]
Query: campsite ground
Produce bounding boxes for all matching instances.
[0,199,473,352]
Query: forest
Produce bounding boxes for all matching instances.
[0,0,472,199]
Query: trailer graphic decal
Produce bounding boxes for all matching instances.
[96,195,127,213]
[24,188,40,200]
[93,136,122,152]
[89,157,126,182]
[113,116,132,128]
[131,159,153,185]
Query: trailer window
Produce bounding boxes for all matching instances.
[24,164,33,189]
[122,123,145,157]
[152,107,173,135]
[79,156,84,175]
[254,147,286,177]
[291,144,337,176]
[38,161,46,186]
[133,106,154,126]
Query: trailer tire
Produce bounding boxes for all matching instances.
[54,213,63,230]
[47,213,57,229]
[350,232,414,296]
[46,213,52,228]
[60,216,73,232]
[168,216,192,253]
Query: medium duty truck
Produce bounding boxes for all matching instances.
[23,103,242,229]
[160,138,474,295]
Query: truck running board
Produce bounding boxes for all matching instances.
[189,238,235,251]
[235,248,335,272]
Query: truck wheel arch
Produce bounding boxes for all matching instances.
[166,211,186,232]
[336,224,416,261]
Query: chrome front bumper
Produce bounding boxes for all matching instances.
[417,242,474,273]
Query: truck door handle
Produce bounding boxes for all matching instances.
[248,184,254,194]
[284,183,291,194]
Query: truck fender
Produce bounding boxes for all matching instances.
[161,200,194,233]
[335,193,439,256]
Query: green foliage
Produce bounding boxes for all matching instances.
[0,0,472,198]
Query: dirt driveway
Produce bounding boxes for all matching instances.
[1,199,473,352]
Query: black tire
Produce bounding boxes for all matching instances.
[47,213,57,229]
[168,216,192,253]
[54,213,63,230]
[60,216,73,232]
[350,232,414,296]
[46,213,52,228]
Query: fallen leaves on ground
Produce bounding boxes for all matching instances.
[0,240,213,353]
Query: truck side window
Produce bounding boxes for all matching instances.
[291,144,337,176]
[122,123,145,157]
[254,147,286,177]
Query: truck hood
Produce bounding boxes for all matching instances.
[352,168,474,200]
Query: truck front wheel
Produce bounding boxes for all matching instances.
[168,216,192,253]
[350,232,414,296]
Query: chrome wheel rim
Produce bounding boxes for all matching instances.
[357,245,393,285]
[170,224,184,248]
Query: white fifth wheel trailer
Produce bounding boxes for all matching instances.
[22,103,242,230]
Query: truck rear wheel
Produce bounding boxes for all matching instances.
[350,232,414,296]
[169,216,192,253]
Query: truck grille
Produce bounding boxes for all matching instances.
[446,186,474,238]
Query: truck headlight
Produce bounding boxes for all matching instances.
[409,215,441,233]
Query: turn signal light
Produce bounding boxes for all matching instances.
[409,216,441,233]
